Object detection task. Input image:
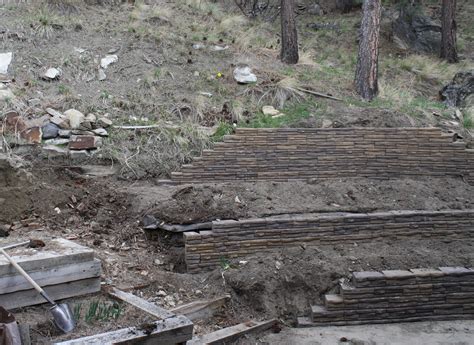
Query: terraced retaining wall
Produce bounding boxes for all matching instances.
[184,210,474,273]
[171,128,474,184]
[297,266,474,326]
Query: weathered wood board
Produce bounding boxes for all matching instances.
[0,277,101,310]
[53,315,193,345]
[0,238,95,276]
[188,319,277,344]
[0,259,101,294]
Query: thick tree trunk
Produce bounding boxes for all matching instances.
[280,0,299,64]
[355,0,381,101]
[440,0,458,63]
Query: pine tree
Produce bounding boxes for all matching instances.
[280,0,299,64]
[440,0,458,63]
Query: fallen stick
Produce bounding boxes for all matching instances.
[296,87,343,101]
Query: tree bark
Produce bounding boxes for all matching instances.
[440,0,458,63]
[355,0,381,101]
[280,0,299,64]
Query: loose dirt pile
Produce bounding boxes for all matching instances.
[140,177,474,224]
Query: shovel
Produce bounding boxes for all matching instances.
[0,247,76,333]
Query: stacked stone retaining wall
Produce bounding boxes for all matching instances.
[297,267,474,326]
[184,210,474,273]
[171,128,474,184]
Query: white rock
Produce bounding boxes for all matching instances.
[157,290,167,297]
[64,109,85,129]
[212,45,229,51]
[98,68,106,81]
[43,68,61,80]
[192,43,205,50]
[0,52,12,74]
[322,119,333,128]
[92,128,108,137]
[100,55,118,69]
[74,47,86,54]
[44,138,70,145]
[233,66,257,84]
[262,106,281,116]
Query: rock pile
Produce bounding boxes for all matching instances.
[1,108,112,157]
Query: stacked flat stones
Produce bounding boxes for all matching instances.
[171,128,474,184]
[184,210,474,273]
[297,267,474,326]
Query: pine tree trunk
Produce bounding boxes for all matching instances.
[355,0,381,101]
[440,0,458,63]
[280,0,299,64]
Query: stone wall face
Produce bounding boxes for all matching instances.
[171,128,474,184]
[298,267,474,326]
[184,210,474,273]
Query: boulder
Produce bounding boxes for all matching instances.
[64,109,85,129]
[41,123,60,139]
[233,66,257,84]
[392,11,441,54]
[439,71,474,107]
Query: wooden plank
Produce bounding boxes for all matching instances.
[0,239,94,276]
[1,277,101,310]
[53,315,193,345]
[108,287,175,320]
[171,295,230,321]
[188,319,277,344]
[0,259,101,294]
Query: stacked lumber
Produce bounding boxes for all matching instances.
[184,210,474,273]
[298,267,474,326]
[0,239,101,310]
[171,128,474,184]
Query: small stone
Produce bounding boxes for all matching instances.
[22,127,42,144]
[69,150,90,159]
[64,109,85,129]
[100,55,118,69]
[154,259,164,265]
[211,45,229,51]
[41,122,60,139]
[157,290,167,297]
[192,43,205,50]
[0,52,12,74]
[42,145,69,157]
[98,68,106,81]
[46,108,63,117]
[92,128,108,137]
[98,117,113,128]
[44,138,69,145]
[43,67,61,80]
[193,71,200,77]
[233,66,257,84]
[58,129,72,138]
[78,121,93,131]
[28,98,41,107]
[85,113,97,123]
[194,290,203,296]
[50,114,70,129]
[322,119,333,128]
[3,111,27,132]
[262,106,281,117]
[69,135,102,150]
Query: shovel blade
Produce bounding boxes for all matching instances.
[50,304,75,333]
